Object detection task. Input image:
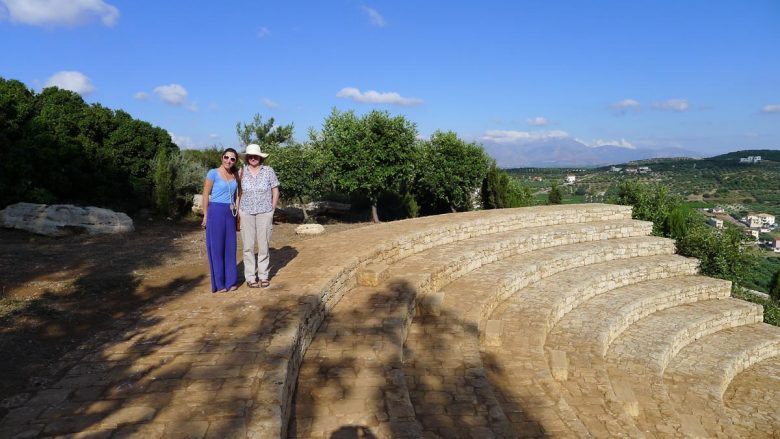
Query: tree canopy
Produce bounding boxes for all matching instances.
[0,77,178,213]
[311,108,418,222]
[416,131,491,213]
[236,114,294,151]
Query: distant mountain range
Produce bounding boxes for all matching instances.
[482,138,702,168]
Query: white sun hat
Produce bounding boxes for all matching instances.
[243,143,269,158]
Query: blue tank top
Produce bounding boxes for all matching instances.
[207,168,238,203]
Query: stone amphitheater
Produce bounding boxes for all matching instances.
[2,204,779,438]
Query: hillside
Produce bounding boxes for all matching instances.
[506,149,780,217]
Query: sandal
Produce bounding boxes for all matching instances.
[228,285,238,291]
[247,281,260,288]
[260,280,270,288]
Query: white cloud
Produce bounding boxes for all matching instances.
[208,102,219,112]
[257,26,270,38]
[361,6,385,27]
[44,70,95,95]
[263,98,280,109]
[480,130,569,144]
[185,102,198,112]
[653,99,689,112]
[209,133,219,139]
[762,104,780,114]
[153,83,188,106]
[336,87,422,106]
[527,116,548,127]
[133,91,149,101]
[0,0,119,27]
[610,98,641,114]
[168,132,196,149]
[578,138,636,149]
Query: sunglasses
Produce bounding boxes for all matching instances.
[222,155,237,162]
[247,155,261,161]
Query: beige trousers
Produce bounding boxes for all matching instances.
[239,210,274,282]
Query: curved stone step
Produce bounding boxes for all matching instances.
[723,355,780,436]
[665,322,780,400]
[290,219,653,437]
[662,322,780,437]
[548,275,732,358]
[608,298,764,377]
[389,218,651,313]
[403,236,675,438]
[484,254,699,437]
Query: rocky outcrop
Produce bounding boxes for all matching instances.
[0,203,134,236]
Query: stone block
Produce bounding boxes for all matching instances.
[611,381,639,417]
[549,350,568,381]
[357,263,387,287]
[483,320,504,347]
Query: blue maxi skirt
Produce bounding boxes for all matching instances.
[205,202,237,292]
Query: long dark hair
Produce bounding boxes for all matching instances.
[222,148,241,194]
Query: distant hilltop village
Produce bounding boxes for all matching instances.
[739,155,762,163]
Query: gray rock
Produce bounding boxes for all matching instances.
[192,194,203,215]
[295,224,325,235]
[0,203,134,236]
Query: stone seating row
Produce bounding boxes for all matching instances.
[481,246,780,437]
[277,204,633,437]
[402,236,677,438]
[289,206,645,437]
[484,255,701,437]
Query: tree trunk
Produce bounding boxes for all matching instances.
[450,204,457,213]
[371,204,381,223]
[299,197,310,223]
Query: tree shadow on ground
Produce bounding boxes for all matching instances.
[0,221,206,417]
[287,277,543,438]
[1,225,543,438]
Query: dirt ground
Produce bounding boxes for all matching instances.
[0,217,368,414]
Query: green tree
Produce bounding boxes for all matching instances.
[312,108,418,222]
[0,78,37,206]
[416,131,491,213]
[271,142,327,222]
[548,184,563,204]
[506,178,534,207]
[481,164,509,209]
[152,147,176,216]
[0,76,179,213]
[481,163,533,209]
[236,114,294,151]
[770,267,780,301]
[173,150,208,212]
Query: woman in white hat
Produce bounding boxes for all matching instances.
[238,144,279,288]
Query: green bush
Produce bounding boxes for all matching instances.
[771,267,780,301]
[615,179,755,285]
[0,77,179,214]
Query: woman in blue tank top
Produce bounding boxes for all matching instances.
[201,148,241,293]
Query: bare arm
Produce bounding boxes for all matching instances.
[201,178,213,228]
[271,186,280,210]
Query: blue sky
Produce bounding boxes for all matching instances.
[1,0,778,158]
